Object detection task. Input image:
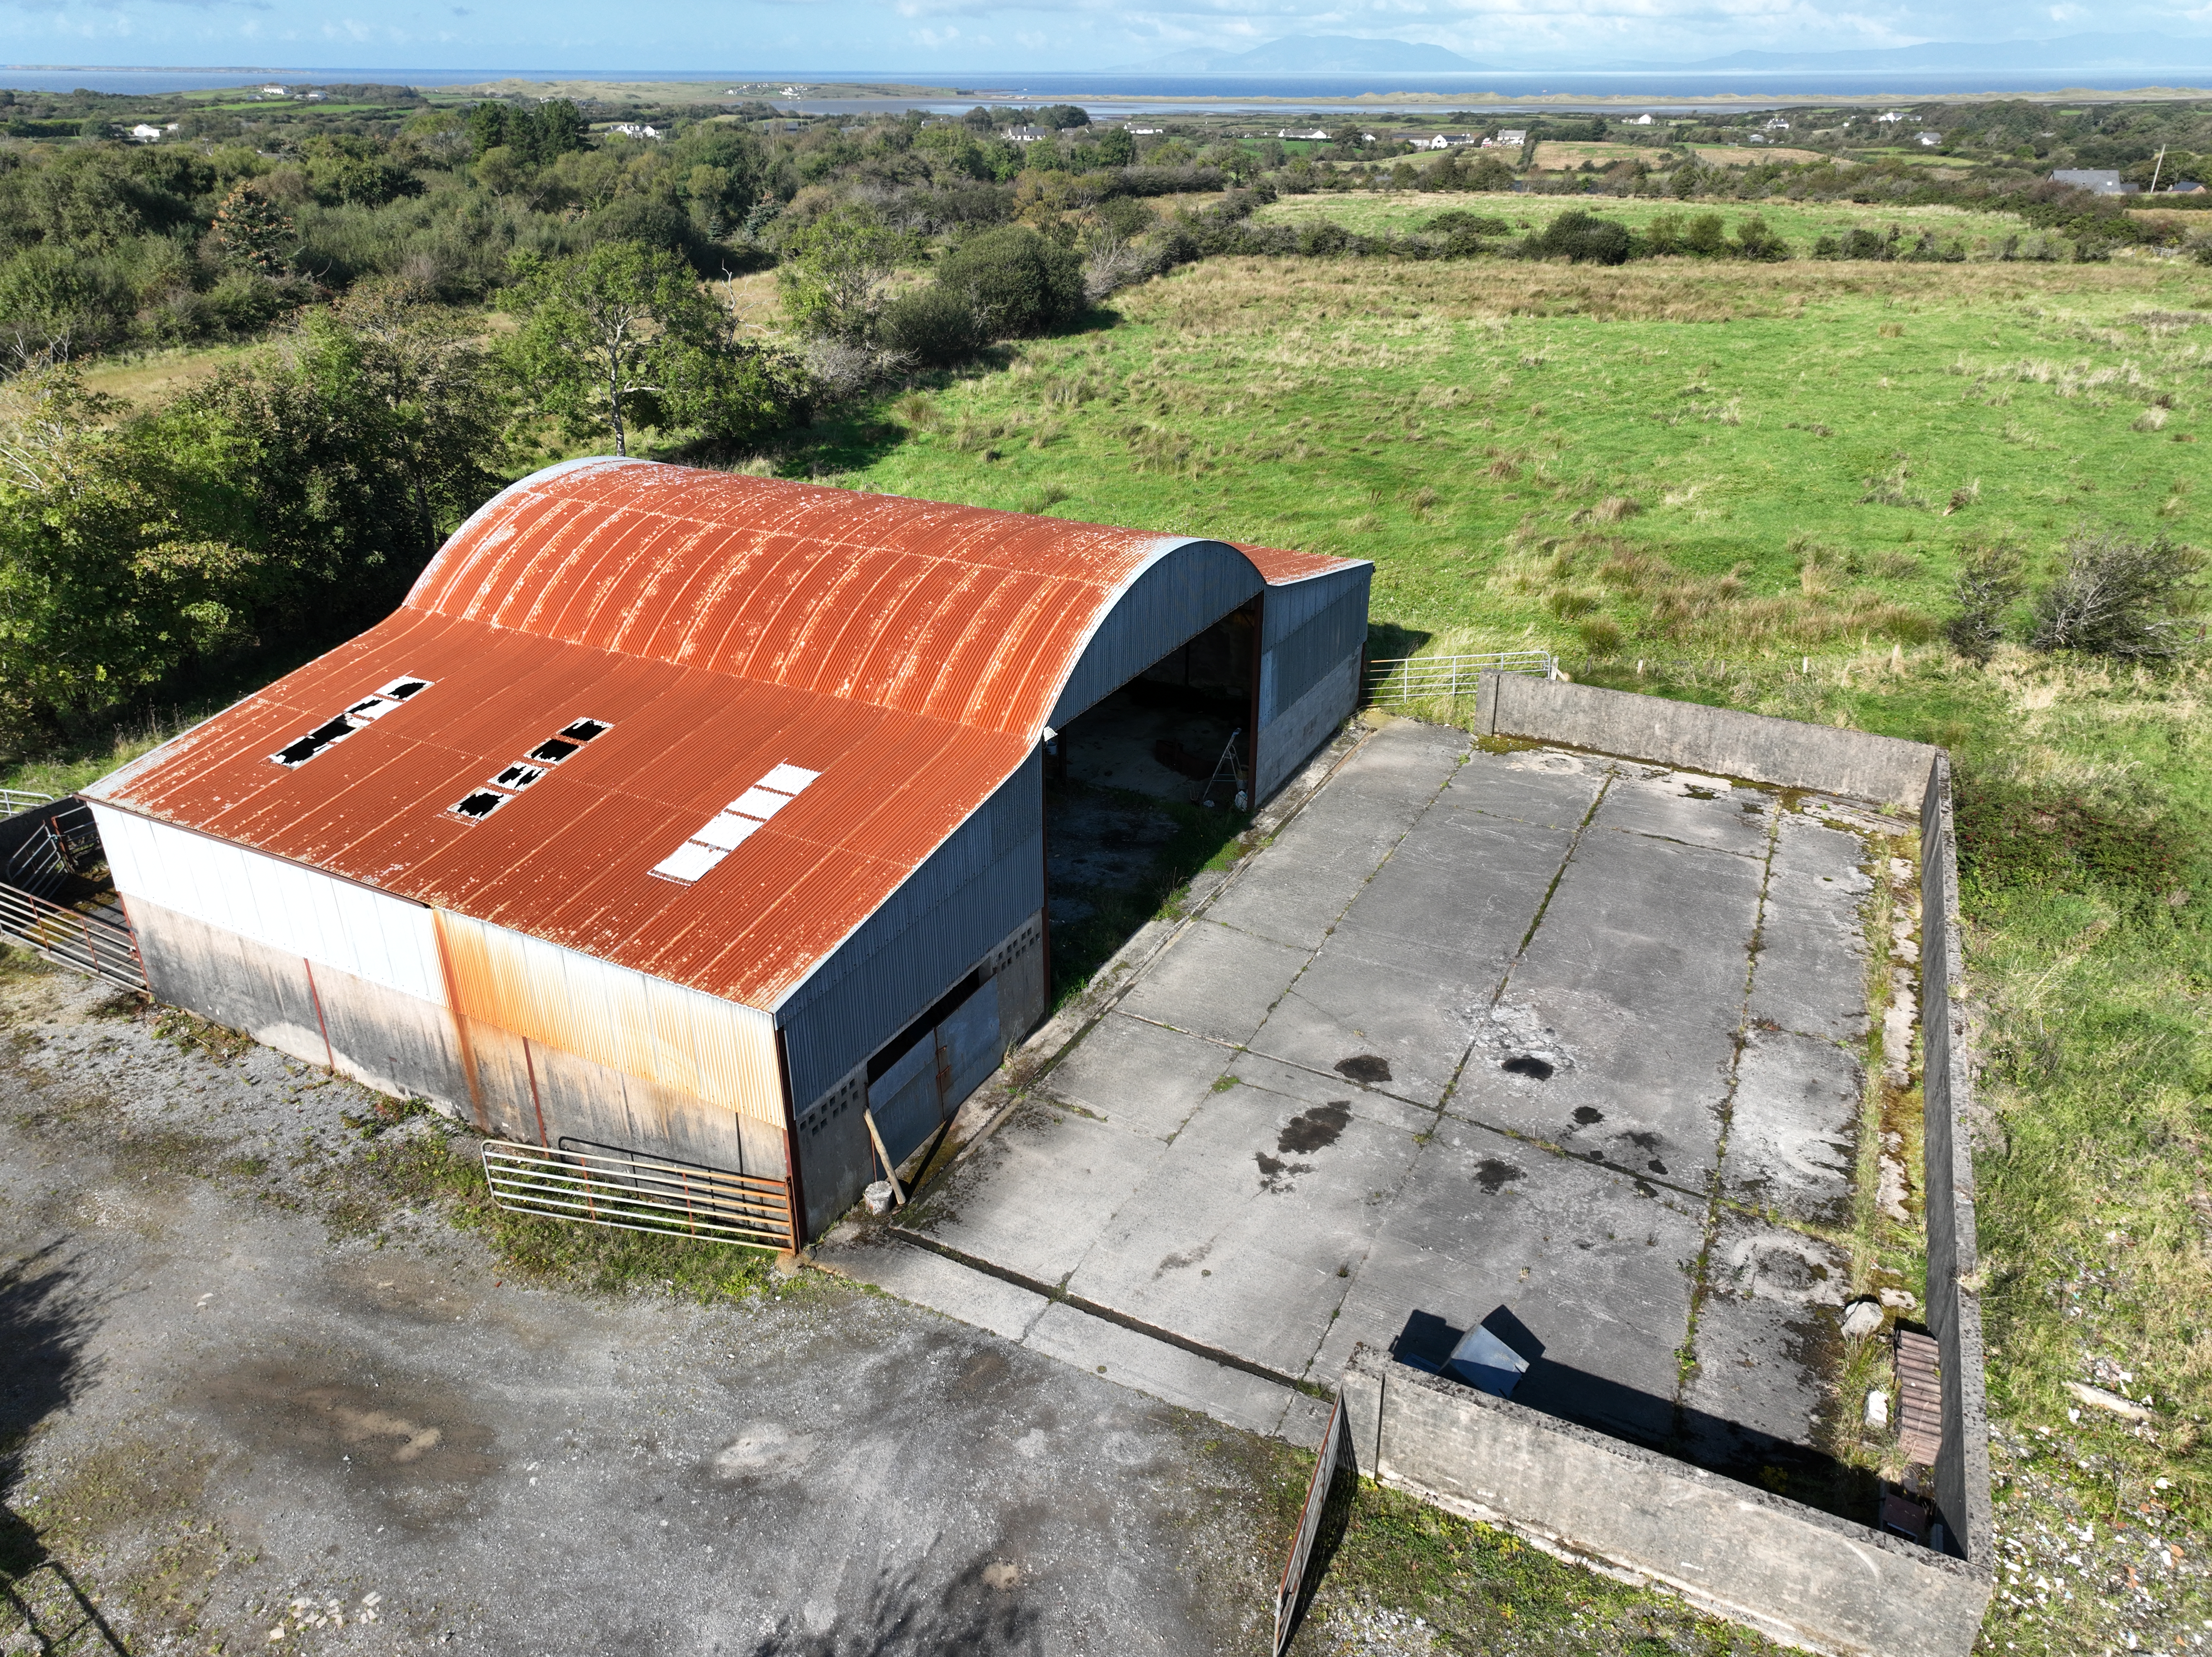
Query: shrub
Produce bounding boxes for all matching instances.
[937,225,1084,339]
[880,283,983,365]
[1532,210,1631,266]
[2028,531,2205,660]
[1944,538,2026,662]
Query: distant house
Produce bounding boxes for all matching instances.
[260,84,287,97]
[1747,134,1768,144]
[2050,168,2136,196]
[1006,124,1051,142]
[1915,132,1943,148]
[128,123,165,142]
[609,123,662,139]
[1764,116,1791,131]
[1625,113,1654,125]
[1484,129,1528,148]
[1415,134,1476,150]
[1276,129,1329,141]
[2167,180,2207,194]
[1130,125,1163,136]
[1876,110,1906,124]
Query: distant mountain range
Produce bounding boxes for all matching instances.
[1114,29,2212,76]
[1658,32,2212,72]
[1116,35,1487,74]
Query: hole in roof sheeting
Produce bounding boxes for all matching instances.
[491,762,548,791]
[651,841,726,884]
[730,786,795,821]
[344,696,394,721]
[528,737,581,764]
[377,677,431,701]
[759,763,819,795]
[271,714,360,768]
[450,790,509,821]
[559,718,611,743]
[693,813,762,852]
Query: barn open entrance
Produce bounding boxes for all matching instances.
[1043,600,1258,1005]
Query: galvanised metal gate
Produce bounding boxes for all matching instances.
[1362,650,1557,707]
[481,1139,795,1251]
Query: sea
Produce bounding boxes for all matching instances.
[5,65,2212,112]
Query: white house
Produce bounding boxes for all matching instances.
[1876,110,1905,124]
[1277,129,1328,141]
[1625,113,1654,125]
[1764,116,1791,131]
[260,84,287,97]
[1485,129,1528,148]
[128,123,165,142]
[1006,124,1051,142]
[1916,131,1942,147]
[609,123,662,139]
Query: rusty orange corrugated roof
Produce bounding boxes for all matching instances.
[88,462,1359,1011]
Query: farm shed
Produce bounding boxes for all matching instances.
[78,459,1370,1246]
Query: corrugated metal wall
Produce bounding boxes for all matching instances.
[1255,565,1372,800]
[775,756,1044,1107]
[95,806,445,1003]
[1047,541,1262,730]
[436,913,785,1131]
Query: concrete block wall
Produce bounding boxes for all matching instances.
[1341,1347,1992,1657]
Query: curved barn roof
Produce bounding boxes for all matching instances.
[88,460,1362,1012]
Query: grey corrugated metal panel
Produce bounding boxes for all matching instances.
[1260,563,1372,650]
[92,804,446,1004]
[1047,540,1262,729]
[988,755,1043,861]
[779,830,1043,1105]
[1261,587,1370,725]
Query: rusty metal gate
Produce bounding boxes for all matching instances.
[0,797,148,993]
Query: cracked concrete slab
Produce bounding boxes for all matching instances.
[1441,746,1609,830]
[1720,1028,1866,1228]
[1114,919,1308,1047]
[1041,1012,1230,1141]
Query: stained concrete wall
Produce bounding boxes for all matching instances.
[1341,1346,1992,1657]
[1474,673,1938,810]
[1919,756,1995,1571]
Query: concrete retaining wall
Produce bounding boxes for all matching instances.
[1474,673,1939,810]
[1341,1347,1992,1657]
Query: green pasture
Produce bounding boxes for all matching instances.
[1250,188,2043,254]
[818,254,2208,661]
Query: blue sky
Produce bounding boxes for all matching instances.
[5,0,2209,75]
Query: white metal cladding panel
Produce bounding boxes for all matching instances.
[91,805,443,1003]
[435,910,784,1129]
[1047,541,1263,730]
[1259,563,1371,650]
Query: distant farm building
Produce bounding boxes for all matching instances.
[2050,168,2134,194]
[80,462,1370,1249]
[1485,129,1527,148]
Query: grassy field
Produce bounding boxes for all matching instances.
[764,249,2212,1655]
[1251,188,2046,254]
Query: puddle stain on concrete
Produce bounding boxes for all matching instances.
[1473,1158,1524,1195]
[1333,1054,1392,1085]
[1253,1151,1311,1193]
[1502,1055,1556,1081]
[1276,1102,1351,1154]
[1570,1105,1603,1125]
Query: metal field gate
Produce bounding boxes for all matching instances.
[481,1139,795,1251]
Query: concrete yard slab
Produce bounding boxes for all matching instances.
[908,1102,1167,1286]
[1680,1210,1853,1473]
[1749,815,1877,1045]
[1042,1012,1231,1141]
[1720,1028,1865,1228]
[1439,746,1608,830]
[875,720,1905,1524]
[1594,768,1776,858]
[1023,1301,1299,1439]
[1224,1050,1436,1137]
[1063,1081,1421,1378]
[818,1232,1049,1342]
[1114,918,1309,1047]
[1447,825,1767,1174]
[1309,1132,1706,1443]
[1251,948,1481,1111]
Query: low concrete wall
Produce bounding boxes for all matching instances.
[1341,1347,1992,1657]
[1918,756,1996,1572]
[1474,673,1938,810]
